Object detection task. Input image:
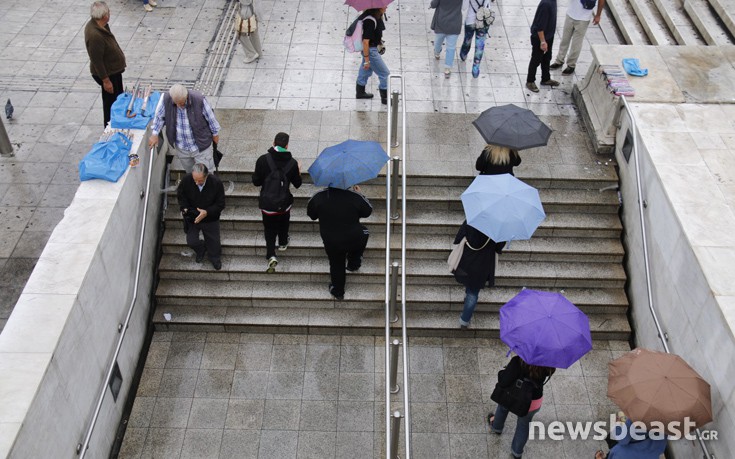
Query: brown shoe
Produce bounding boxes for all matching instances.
[525,82,539,93]
[540,79,560,87]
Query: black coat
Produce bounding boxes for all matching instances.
[497,356,550,400]
[177,173,225,222]
[452,221,505,291]
[307,187,372,248]
[252,147,302,208]
[475,149,522,176]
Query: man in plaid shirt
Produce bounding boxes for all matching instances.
[149,84,221,174]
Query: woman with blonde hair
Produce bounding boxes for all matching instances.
[475,144,522,176]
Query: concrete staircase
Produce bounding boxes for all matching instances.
[606,0,735,45]
[153,165,631,340]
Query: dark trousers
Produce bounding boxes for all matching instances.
[324,229,369,297]
[527,36,554,83]
[262,211,290,259]
[92,72,124,127]
[186,220,221,263]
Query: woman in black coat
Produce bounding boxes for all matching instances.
[452,220,505,328]
[475,144,522,176]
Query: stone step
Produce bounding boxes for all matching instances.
[157,253,627,288]
[171,182,621,213]
[683,0,735,45]
[651,0,706,45]
[161,230,625,263]
[606,0,653,44]
[628,0,678,44]
[155,278,629,311]
[164,206,623,238]
[150,305,632,340]
[708,0,735,39]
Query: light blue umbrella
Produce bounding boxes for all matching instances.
[460,174,545,242]
[308,140,389,189]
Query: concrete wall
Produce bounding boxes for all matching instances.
[616,108,734,458]
[0,130,166,458]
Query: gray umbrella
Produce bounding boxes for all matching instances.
[472,104,552,150]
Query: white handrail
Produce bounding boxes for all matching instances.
[619,96,714,459]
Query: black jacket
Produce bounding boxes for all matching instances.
[475,149,522,176]
[252,147,302,209]
[530,0,557,40]
[307,187,372,247]
[453,221,505,291]
[177,173,225,222]
[497,356,551,400]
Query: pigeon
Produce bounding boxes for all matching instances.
[5,99,13,120]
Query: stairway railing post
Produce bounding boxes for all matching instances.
[390,410,403,459]
[390,90,400,147]
[389,261,399,323]
[389,339,401,394]
[390,156,400,220]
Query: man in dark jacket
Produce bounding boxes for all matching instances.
[526,0,560,92]
[177,163,226,270]
[307,186,372,300]
[252,132,302,273]
[84,1,126,127]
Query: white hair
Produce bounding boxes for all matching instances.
[169,84,189,103]
[90,1,110,20]
[192,163,209,176]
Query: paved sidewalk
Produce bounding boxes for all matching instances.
[120,332,625,458]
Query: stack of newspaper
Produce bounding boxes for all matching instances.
[598,65,635,97]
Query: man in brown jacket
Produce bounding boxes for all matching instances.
[84,1,126,127]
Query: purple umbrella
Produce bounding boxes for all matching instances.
[344,0,393,11]
[499,289,593,369]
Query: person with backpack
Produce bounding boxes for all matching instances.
[356,8,390,104]
[549,0,606,75]
[252,132,302,273]
[489,355,556,458]
[459,0,494,78]
[307,186,372,300]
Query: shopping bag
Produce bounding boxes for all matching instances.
[79,132,132,182]
[110,91,162,129]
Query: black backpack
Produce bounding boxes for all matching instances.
[259,154,295,212]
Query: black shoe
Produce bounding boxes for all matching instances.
[379,89,388,105]
[549,62,563,70]
[212,260,222,270]
[346,264,361,272]
[562,66,575,75]
[329,284,344,300]
[195,251,205,263]
[356,84,374,99]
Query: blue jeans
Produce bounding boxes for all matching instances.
[434,33,459,68]
[459,286,480,326]
[491,404,539,458]
[357,47,390,90]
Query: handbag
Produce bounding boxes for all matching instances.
[447,237,467,272]
[235,3,257,35]
[490,377,538,417]
[475,0,496,29]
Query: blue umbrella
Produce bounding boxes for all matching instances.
[460,174,545,242]
[500,289,593,369]
[308,140,390,189]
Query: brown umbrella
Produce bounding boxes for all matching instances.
[607,348,712,431]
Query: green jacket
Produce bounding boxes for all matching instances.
[84,19,126,79]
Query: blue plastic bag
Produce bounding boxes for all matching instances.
[110,91,161,129]
[622,58,648,77]
[79,133,132,182]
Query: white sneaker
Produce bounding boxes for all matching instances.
[266,256,278,273]
[434,53,441,60]
[149,0,157,5]
[444,68,451,78]
[144,3,153,11]
[243,53,259,64]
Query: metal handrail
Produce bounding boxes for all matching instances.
[619,96,714,459]
[77,146,158,458]
[384,74,411,459]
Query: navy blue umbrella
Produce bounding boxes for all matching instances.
[308,140,389,189]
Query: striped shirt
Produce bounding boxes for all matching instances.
[151,97,220,152]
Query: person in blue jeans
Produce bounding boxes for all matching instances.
[430,0,463,78]
[489,355,555,458]
[356,8,390,104]
[451,220,505,329]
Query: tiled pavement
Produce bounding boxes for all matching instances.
[120,332,626,458]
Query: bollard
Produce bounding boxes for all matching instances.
[390,156,400,220]
[390,90,400,148]
[389,261,399,323]
[389,339,401,393]
[390,411,403,459]
[0,117,13,156]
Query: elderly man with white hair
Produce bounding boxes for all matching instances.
[149,84,221,174]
